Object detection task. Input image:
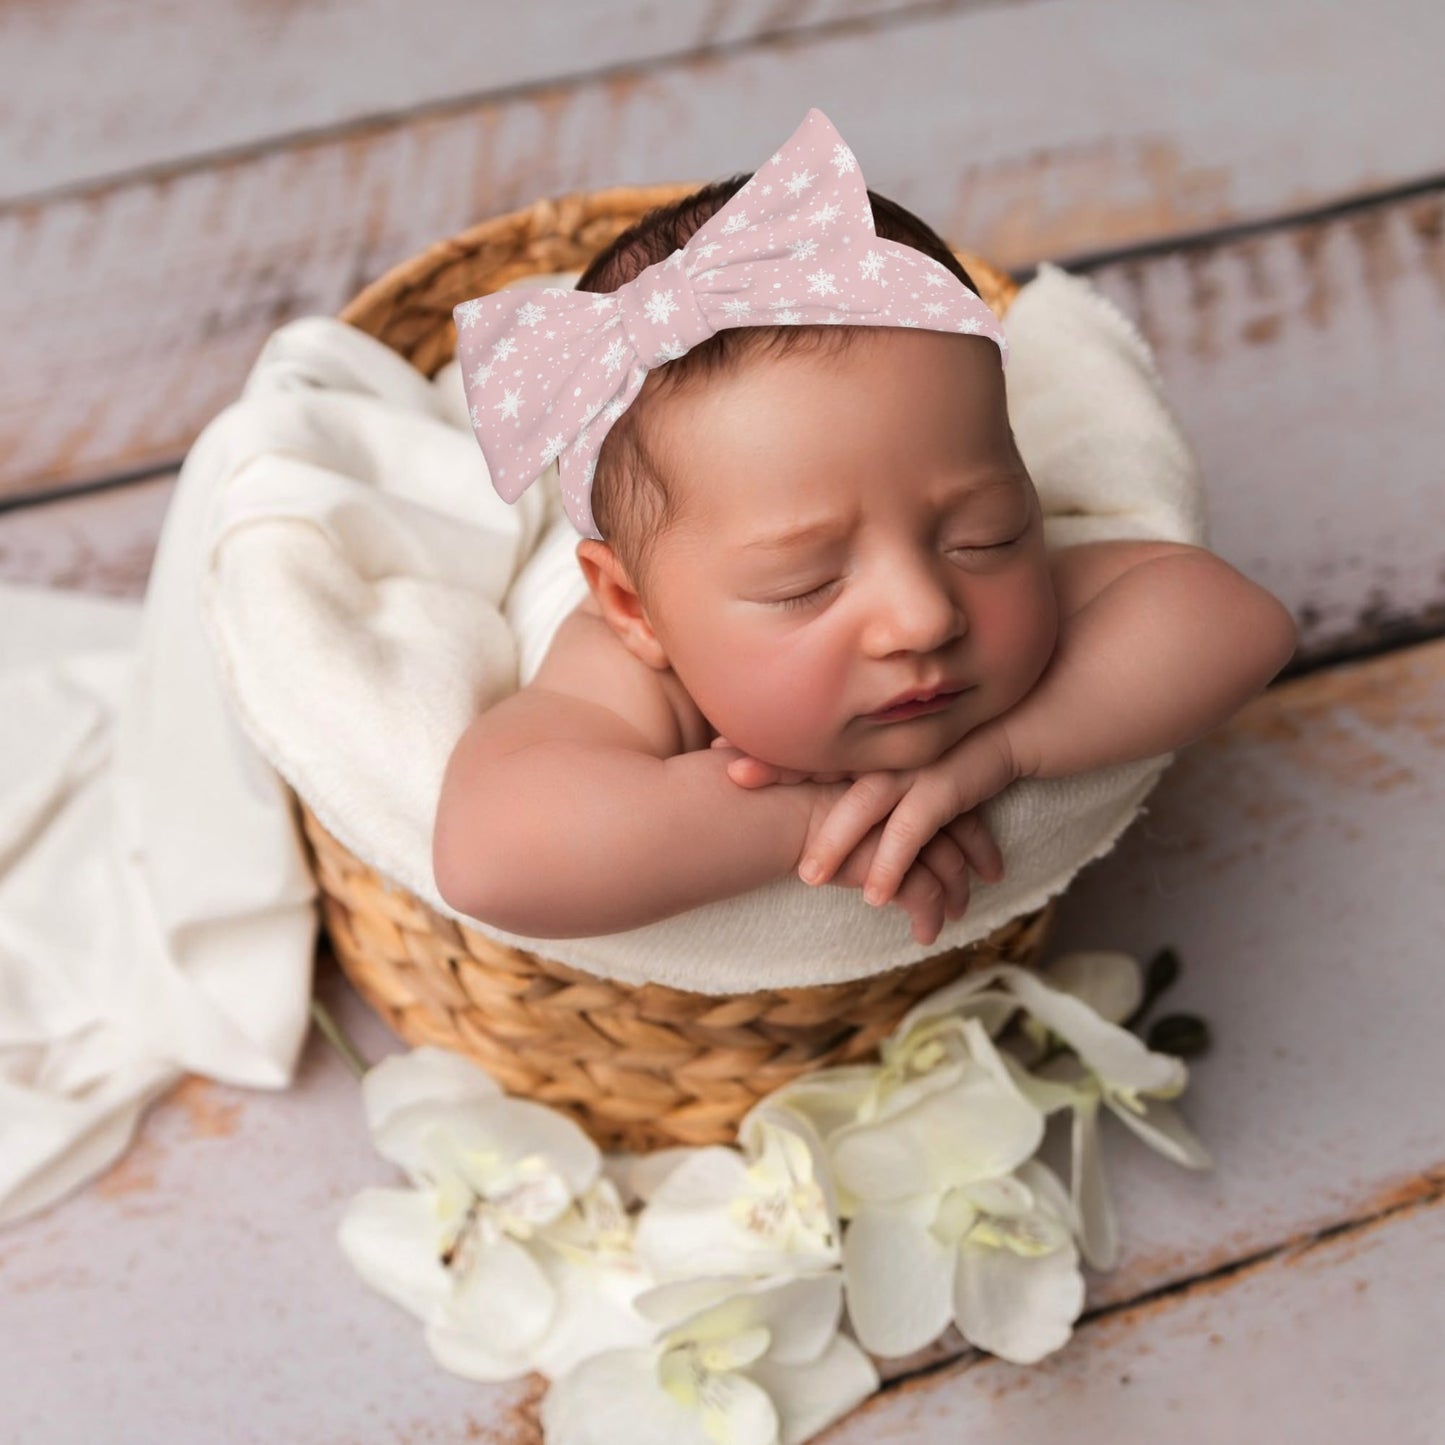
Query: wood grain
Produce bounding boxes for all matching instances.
[4,0,1444,501]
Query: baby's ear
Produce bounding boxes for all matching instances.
[575,540,670,670]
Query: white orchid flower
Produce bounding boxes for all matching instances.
[632,1101,840,1281]
[985,953,1215,1272]
[843,1158,1085,1363]
[337,1046,650,1382]
[542,1272,878,1445]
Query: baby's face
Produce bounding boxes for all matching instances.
[635,327,1060,774]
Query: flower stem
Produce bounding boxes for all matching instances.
[310,994,370,1078]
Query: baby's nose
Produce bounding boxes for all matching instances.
[861,564,963,657]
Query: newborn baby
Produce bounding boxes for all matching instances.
[433,160,1296,949]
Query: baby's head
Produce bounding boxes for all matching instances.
[572,176,1060,775]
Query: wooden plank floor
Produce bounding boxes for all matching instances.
[1,2,1441,1439]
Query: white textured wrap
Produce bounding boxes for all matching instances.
[207,261,1207,990]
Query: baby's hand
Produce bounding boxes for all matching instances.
[798,724,1018,907]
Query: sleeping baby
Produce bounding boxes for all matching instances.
[432,109,1296,948]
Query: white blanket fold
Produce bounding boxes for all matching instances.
[0,261,1205,1227]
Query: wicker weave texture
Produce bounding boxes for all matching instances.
[296,181,1052,1152]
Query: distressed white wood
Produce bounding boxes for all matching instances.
[0,639,1441,1440]
[5,0,1445,500]
[837,1197,1445,1443]
[3,187,1440,662]
[0,0,944,200]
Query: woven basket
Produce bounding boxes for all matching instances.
[298,180,1059,1153]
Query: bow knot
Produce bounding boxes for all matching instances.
[454,108,1009,541]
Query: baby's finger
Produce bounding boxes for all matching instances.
[862,787,956,905]
[892,864,945,946]
[801,774,909,885]
[726,756,788,788]
[944,810,1006,884]
[917,833,972,920]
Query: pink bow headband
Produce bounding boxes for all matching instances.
[453,107,1009,541]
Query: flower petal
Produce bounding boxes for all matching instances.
[832,1068,1043,1203]
[1071,1093,1117,1272]
[842,1200,954,1358]
[426,1234,557,1379]
[361,1046,501,1141]
[1040,951,1143,1024]
[543,1346,713,1445]
[375,1096,599,1200]
[953,1230,1085,1364]
[893,968,1020,1038]
[633,1149,767,1280]
[995,966,1185,1095]
[529,1238,657,1380]
[762,1066,881,1142]
[1106,1094,1215,1170]
[626,1146,702,1203]
[336,1186,452,1321]
[747,1333,880,1445]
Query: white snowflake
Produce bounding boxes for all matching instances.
[720,211,751,235]
[897,316,920,328]
[544,329,557,339]
[775,309,802,325]
[720,298,752,320]
[454,299,485,330]
[782,168,816,197]
[492,336,518,360]
[760,183,773,195]
[831,143,857,176]
[601,338,627,374]
[685,242,722,273]
[806,268,839,298]
[859,251,887,282]
[494,387,523,420]
[824,312,845,324]
[515,301,547,329]
[787,237,819,262]
[468,402,482,428]
[956,317,983,335]
[655,338,688,363]
[770,151,782,165]
[469,361,494,386]
[602,396,628,423]
[923,269,948,288]
[807,201,842,231]
[539,433,567,467]
[768,297,798,311]
[644,290,679,325]
[922,301,947,318]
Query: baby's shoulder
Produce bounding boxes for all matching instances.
[534,599,714,756]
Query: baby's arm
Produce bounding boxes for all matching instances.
[431,607,970,940]
[798,539,1298,900]
[998,539,1298,780]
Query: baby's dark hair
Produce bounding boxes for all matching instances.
[574,174,983,594]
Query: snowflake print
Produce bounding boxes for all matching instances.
[760,184,773,195]
[469,361,494,387]
[492,336,518,361]
[455,299,485,330]
[806,268,839,298]
[544,329,557,340]
[538,433,568,467]
[897,316,920,328]
[774,309,802,325]
[859,251,887,282]
[956,317,983,335]
[591,294,614,312]
[494,387,523,420]
[468,402,482,429]
[830,143,857,177]
[922,269,948,288]
[685,242,722,274]
[807,201,842,230]
[516,301,547,329]
[782,168,816,197]
[788,237,819,262]
[602,396,629,423]
[768,297,798,311]
[721,212,751,235]
[770,151,782,165]
[922,301,947,318]
[644,290,679,325]
[601,338,627,374]
[656,338,688,363]
[720,298,753,320]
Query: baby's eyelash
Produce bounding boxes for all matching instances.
[770,579,841,610]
